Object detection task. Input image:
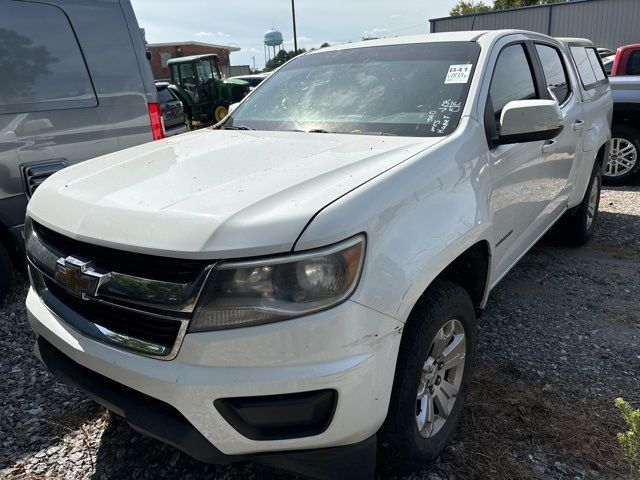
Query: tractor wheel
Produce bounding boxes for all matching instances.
[185,114,194,131]
[214,105,229,123]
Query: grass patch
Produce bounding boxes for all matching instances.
[437,360,629,479]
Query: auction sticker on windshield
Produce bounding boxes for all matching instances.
[445,64,472,84]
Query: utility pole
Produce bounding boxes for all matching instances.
[291,0,298,53]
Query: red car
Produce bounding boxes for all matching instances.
[610,43,640,76]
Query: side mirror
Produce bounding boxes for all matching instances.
[492,99,563,147]
[228,103,240,115]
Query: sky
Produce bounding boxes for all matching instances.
[131,0,460,70]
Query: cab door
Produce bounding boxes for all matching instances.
[532,42,584,209]
[485,42,554,280]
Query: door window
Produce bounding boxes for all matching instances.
[196,60,215,82]
[170,65,179,83]
[0,1,97,114]
[178,64,199,103]
[535,44,571,104]
[489,44,538,133]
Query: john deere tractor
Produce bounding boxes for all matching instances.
[167,54,249,127]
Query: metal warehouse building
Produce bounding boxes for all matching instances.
[429,0,640,50]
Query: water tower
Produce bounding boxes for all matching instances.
[264,29,283,67]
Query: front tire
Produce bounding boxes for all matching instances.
[604,125,640,185]
[379,280,476,471]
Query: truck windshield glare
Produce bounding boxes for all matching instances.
[227,42,481,137]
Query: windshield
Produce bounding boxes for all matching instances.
[226,42,480,137]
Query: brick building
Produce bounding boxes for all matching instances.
[147,41,241,81]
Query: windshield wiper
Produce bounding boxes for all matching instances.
[223,125,254,130]
[353,131,397,136]
[308,129,397,136]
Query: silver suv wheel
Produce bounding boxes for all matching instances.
[416,318,466,438]
[606,137,638,178]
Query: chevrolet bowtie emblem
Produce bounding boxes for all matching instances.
[54,256,109,298]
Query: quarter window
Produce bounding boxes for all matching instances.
[535,44,571,104]
[0,1,96,114]
[586,48,606,81]
[489,44,538,132]
[571,46,606,87]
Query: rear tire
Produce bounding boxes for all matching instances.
[379,280,476,471]
[214,104,229,122]
[557,161,601,245]
[604,125,640,185]
[184,111,194,131]
[0,243,12,304]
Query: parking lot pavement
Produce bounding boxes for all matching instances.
[1,185,638,480]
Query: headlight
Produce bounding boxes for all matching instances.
[190,235,365,331]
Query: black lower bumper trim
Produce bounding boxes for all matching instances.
[214,389,337,441]
[34,336,376,479]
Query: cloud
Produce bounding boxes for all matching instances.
[390,14,402,20]
[283,35,315,49]
[194,31,213,37]
[363,28,389,37]
[217,31,231,38]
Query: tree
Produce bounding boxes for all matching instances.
[449,1,491,16]
[361,36,380,41]
[319,42,330,48]
[0,28,57,105]
[494,0,562,8]
[264,48,306,70]
[450,0,567,16]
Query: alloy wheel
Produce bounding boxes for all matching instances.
[606,137,638,178]
[416,318,466,438]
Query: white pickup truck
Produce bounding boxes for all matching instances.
[25,30,611,479]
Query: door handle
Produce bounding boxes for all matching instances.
[573,120,585,132]
[541,139,557,154]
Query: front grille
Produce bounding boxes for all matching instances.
[27,220,213,358]
[45,278,182,349]
[21,160,67,197]
[33,221,206,284]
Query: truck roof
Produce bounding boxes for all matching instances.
[556,37,596,47]
[307,30,562,56]
[616,43,640,53]
[167,53,218,65]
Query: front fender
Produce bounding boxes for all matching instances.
[294,120,494,322]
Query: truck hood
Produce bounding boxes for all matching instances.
[28,129,439,259]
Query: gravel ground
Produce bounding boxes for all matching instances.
[1,185,638,480]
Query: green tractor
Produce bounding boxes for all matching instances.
[167,54,249,128]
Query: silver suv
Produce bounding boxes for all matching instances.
[0,0,162,301]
